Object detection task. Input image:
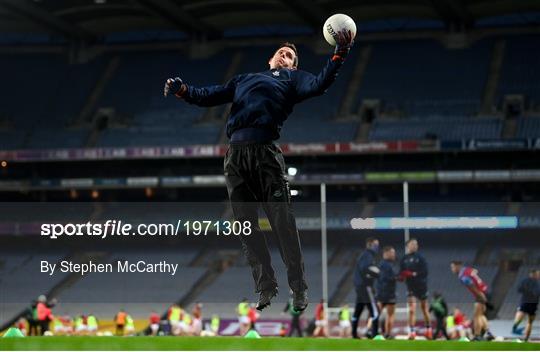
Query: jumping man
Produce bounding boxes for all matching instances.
[164,32,354,312]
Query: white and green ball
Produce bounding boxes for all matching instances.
[323,14,357,46]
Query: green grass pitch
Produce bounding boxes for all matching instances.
[1,336,538,351]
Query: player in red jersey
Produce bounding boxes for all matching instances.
[192,303,203,336]
[313,299,327,337]
[450,261,494,341]
[149,311,160,336]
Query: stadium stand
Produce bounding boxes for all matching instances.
[516,116,540,138]
[2,0,540,344]
[0,131,25,150]
[95,50,232,147]
[0,203,95,223]
[498,265,536,319]
[0,251,69,322]
[3,35,540,150]
[369,118,502,141]
[0,53,107,150]
[93,202,226,223]
[356,39,492,118]
[497,35,540,108]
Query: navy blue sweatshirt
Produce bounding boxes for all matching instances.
[354,248,378,288]
[376,259,397,298]
[400,252,428,286]
[182,58,343,142]
[518,277,540,304]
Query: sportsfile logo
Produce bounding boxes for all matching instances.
[40,220,181,239]
[41,219,252,239]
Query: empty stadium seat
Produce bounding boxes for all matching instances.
[369,118,502,141]
[497,35,540,107]
[357,39,492,117]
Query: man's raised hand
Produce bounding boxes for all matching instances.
[333,30,354,61]
[164,77,185,97]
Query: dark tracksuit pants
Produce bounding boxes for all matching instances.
[39,320,49,335]
[224,143,307,294]
[434,315,449,340]
[352,286,379,338]
[288,315,303,337]
[28,319,39,336]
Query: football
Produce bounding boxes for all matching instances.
[323,14,357,46]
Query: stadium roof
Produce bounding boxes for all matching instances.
[0,0,538,42]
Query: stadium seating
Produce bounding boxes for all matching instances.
[0,251,69,322]
[94,49,232,147]
[497,35,540,107]
[94,202,226,223]
[0,203,95,223]
[369,118,502,141]
[0,53,107,150]
[3,36,540,150]
[516,116,540,138]
[357,39,492,118]
[0,131,25,150]
[25,129,90,149]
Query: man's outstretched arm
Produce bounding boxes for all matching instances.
[164,76,237,107]
[294,30,354,101]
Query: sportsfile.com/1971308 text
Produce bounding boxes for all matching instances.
[40,220,253,239]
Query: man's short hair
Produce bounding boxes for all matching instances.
[382,246,394,253]
[530,269,540,274]
[406,238,418,245]
[366,237,377,247]
[450,260,463,266]
[276,42,298,67]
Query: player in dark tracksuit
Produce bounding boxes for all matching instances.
[512,269,540,341]
[164,32,354,312]
[429,291,450,340]
[352,237,380,339]
[376,246,397,339]
[399,238,431,339]
[283,294,303,337]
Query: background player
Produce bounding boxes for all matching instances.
[450,261,494,341]
[164,33,354,312]
[448,307,472,340]
[237,298,250,336]
[313,299,327,337]
[512,268,540,341]
[376,246,397,339]
[149,311,160,336]
[338,304,352,338]
[351,237,380,339]
[429,291,450,340]
[283,290,304,337]
[399,238,431,339]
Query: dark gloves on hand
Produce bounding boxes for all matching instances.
[164,77,186,97]
[333,30,354,61]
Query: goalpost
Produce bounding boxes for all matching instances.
[319,181,411,337]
